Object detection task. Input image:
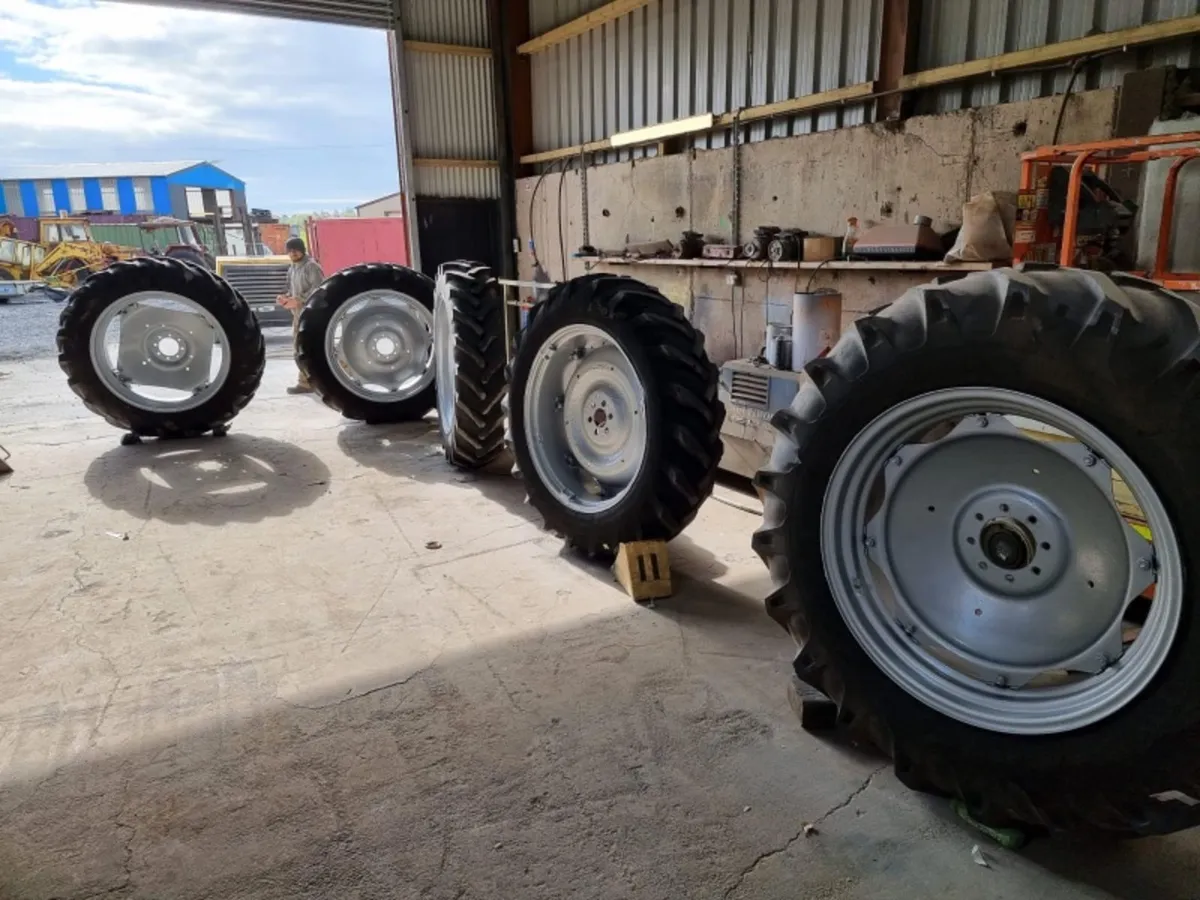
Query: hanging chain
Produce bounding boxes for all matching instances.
[579,146,591,251]
[732,108,743,247]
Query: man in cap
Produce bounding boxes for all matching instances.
[276,237,325,395]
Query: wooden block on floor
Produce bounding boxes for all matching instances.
[613,540,672,602]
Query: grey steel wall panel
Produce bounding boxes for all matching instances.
[405,50,498,160]
[528,0,885,159]
[400,0,489,44]
[413,166,501,199]
[918,0,1200,113]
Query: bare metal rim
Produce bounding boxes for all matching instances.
[325,289,434,402]
[821,387,1182,736]
[89,291,231,414]
[523,323,648,515]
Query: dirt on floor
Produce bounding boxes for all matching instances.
[1,307,1198,899]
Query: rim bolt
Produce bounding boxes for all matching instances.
[977,415,989,428]
[564,453,579,469]
[995,675,1009,689]
[548,343,558,352]
[1138,557,1152,571]
[851,578,862,591]
[554,394,565,411]
[573,347,587,360]
[1084,454,1097,467]
[890,455,902,467]
[864,536,876,548]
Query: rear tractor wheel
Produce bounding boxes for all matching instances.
[507,273,724,555]
[434,261,507,469]
[755,265,1200,835]
[56,257,265,437]
[297,263,436,424]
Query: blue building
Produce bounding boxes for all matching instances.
[0,161,248,222]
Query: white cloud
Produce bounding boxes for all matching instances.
[0,0,333,141]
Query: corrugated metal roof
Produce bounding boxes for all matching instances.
[0,161,205,181]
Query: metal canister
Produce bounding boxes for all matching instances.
[792,289,843,371]
[764,323,792,369]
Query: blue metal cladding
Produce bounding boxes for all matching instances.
[0,188,6,215]
[150,177,173,215]
[116,178,137,215]
[20,182,39,216]
[165,163,245,192]
[51,179,70,213]
[83,179,103,211]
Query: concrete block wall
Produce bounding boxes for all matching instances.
[516,88,1119,366]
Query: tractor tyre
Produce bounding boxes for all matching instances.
[165,247,212,270]
[434,261,507,469]
[507,273,724,555]
[57,257,264,437]
[754,264,1200,836]
[297,264,436,424]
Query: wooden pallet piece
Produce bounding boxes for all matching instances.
[613,540,672,602]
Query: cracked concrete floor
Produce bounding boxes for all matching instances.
[2,339,1200,899]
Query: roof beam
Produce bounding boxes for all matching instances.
[518,0,652,55]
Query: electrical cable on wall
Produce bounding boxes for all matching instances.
[557,159,570,282]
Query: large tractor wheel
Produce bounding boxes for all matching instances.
[508,273,724,555]
[165,247,212,270]
[57,257,265,437]
[754,265,1200,835]
[297,264,436,424]
[434,261,507,469]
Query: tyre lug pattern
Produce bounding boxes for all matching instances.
[755,265,1200,835]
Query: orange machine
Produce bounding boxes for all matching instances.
[1015,132,1200,292]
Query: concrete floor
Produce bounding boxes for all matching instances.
[2,325,1199,899]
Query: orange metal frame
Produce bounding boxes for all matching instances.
[1018,132,1200,292]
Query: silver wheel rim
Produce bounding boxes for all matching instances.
[822,387,1182,736]
[523,323,648,514]
[433,278,457,438]
[325,289,434,402]
[89,291,231,413]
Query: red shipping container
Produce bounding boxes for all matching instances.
[306,216,410,276]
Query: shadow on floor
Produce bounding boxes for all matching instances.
[83,434,332,526]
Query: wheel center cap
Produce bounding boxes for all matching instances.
[981,519,1035,570]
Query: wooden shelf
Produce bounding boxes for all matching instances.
[580,257,999,273]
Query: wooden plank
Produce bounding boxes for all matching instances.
[520,81,875,164]
[713,82,876,126]
[403,40,491,58]
[518,0,653,55]
[877,0,922,120]
[611,113,716,147]
[411,158,500,168]
[899,15,1200,91]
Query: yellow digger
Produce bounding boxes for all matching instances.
[32,218,134,289]
[0,234,46,303]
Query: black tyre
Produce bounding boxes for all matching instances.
[57,257,265,437]
[297,263,436,424]
[434,261,507,469]
[508,273,724,555]
[165,247,213,270]
[754,265,1200,835]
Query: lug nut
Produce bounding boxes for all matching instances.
[1084,454,1097,467]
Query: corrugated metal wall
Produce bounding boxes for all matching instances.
[918,0,1200,113]
[529,0,883,162]
[399,0,501,198]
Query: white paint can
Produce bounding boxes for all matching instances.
[792,290,842,371]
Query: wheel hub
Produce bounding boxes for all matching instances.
[822,390,1179,735]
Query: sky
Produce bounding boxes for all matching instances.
[0,0,400,214]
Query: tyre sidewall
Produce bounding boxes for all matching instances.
[510,304,665,546]
[786,333,1200,795]
[298,265,436,423]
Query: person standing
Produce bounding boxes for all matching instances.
[276,237,325,395]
